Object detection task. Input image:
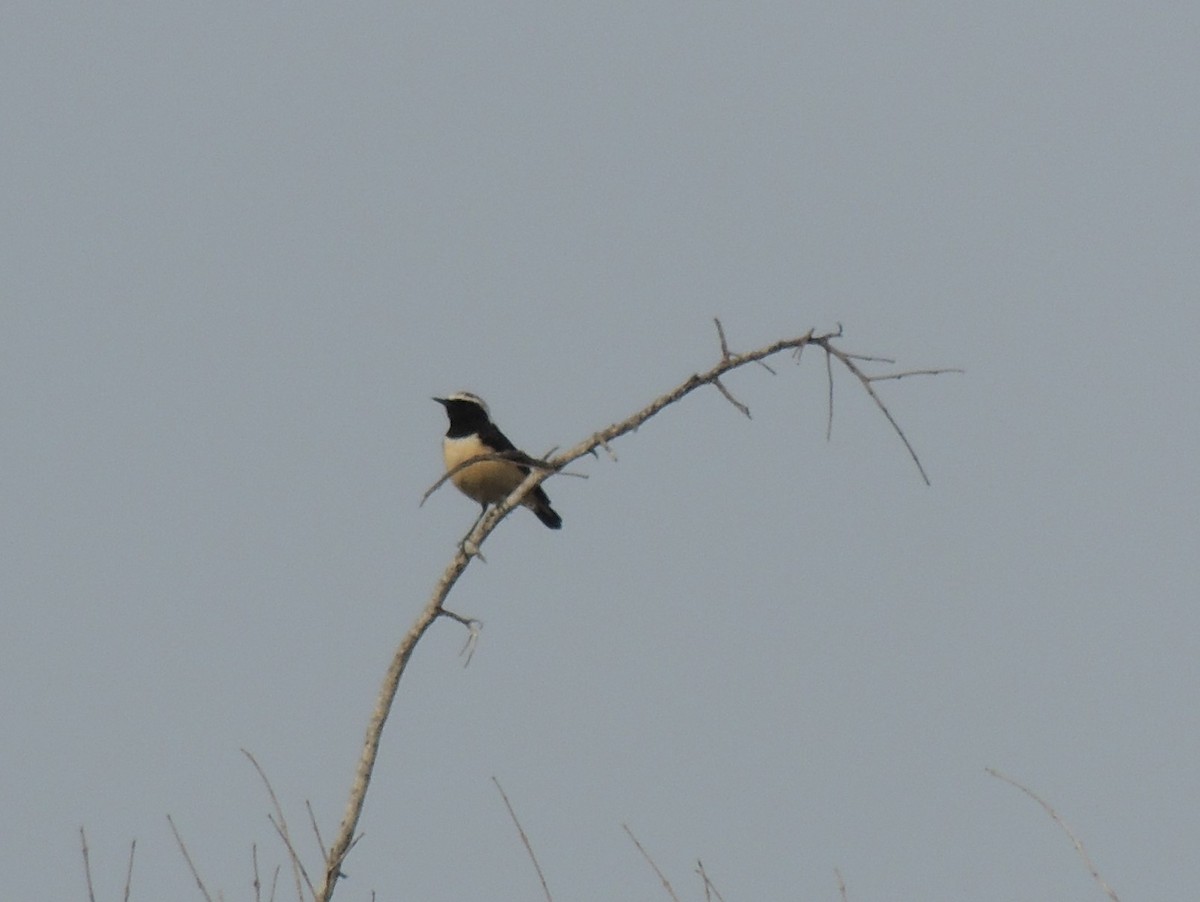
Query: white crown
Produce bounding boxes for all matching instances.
[446,391,489,416]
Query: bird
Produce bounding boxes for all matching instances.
[433,391,562,529]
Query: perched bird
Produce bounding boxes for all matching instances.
[434,392,562,529]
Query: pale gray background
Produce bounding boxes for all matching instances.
[3,3,1198,900]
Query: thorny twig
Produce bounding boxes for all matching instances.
[797,322,962,485]
[437,608,483,665]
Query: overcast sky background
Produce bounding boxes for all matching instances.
[3,3,1198,901]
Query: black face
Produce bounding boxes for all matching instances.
[435,397,490,437]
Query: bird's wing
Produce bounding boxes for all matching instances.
[477,421,545,471]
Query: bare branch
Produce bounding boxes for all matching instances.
[623,824,680,902]
[493,778,553,902]
[316,322,955,901]
[546,327,822,473]
[986,767,1120,902]
[167,814,215,902]
[818,342,941,485]
[843,351,895,364]
[869,367,964,382]
[317,574,461,900]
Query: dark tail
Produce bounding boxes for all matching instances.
[530,487,562,529]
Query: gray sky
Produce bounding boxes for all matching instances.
[3,3,1198,900]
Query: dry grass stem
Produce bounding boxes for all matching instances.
[252,844,261,902]
[80,827,97,902]
[305,801,327,871]
[987,767,1120,902]
[493,777,553,902]
[835,867,849,902]
[267,814,313,900]
[242,749,313,901]
[696,859,726,902]
[167,814,215,902]
[123,839,136,902]
[623,824,680,902]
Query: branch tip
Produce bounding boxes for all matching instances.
[713,317,732,360]
[713,377,752,418]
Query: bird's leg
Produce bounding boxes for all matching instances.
[460,504,489,561]
[471,503,489,533]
